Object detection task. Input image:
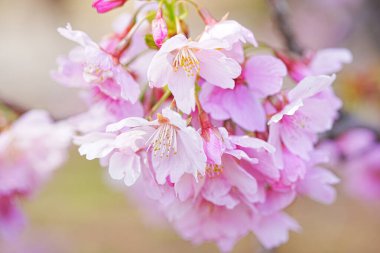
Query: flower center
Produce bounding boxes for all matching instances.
[83,65,112,83]
[147,115,177,158]
[172,47,200,77]
[205,163,223,177]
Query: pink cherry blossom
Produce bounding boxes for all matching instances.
[200,19,258,63]
[199,55,286,131]
[49,4,350,251]
[0,111,72,196]
[0,196,25,240]
[244,55,287,97]
[278,48,352,82]
[57,24,140,104]
[268,75,337,160]
[76,107,207,185]
[0,110,72,239]
[92,0,127,14]
[345,145,380,201]
[147,34,241,114]
[336,128,377,157]
[296,148,340,204]
[200,83,267,131]
[328,128,380,201]
[164,127,284,251]
[251,212,300,249]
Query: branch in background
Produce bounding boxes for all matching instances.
[268,0,303,55]
[0,95,27,116]
[324,111,380,141]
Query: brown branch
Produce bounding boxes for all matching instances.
[268,0,303,55]
[0,95,27,116]
[323,111,380,141]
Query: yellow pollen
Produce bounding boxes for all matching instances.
[146,122,177,159]
[172,47,200,77]
[205,163,224,178]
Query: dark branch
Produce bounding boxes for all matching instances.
[268,0,303,55]
[0,95,27,116]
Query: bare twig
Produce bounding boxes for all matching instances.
[268,0,303,55]
[323,111,380,141]
[0,95,27,116]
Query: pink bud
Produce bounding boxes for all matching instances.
[92,0,127,14]
[152,9,168,47]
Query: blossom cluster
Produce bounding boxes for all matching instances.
[52,0,352,251]
[321,128,380,201]
[0,111,72,239]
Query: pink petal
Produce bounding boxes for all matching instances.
[147,53,172,88]
[230,135,275,153]
[202,178,238,209]
[252,212,300,249]
[309,48,353,75]
[158,34,188,54]
[297,167,339,204]
[113,66,140,103]
[223,157,258,202]
[57,24,98,48]
[0,197,25,240]
[268,124,284,169]
[223,85,266,131]
[106,117,150,132]
[109,151,141,186]
[168,69,196,114]
[197,50,241,89]
[288,75,336,102]
[75,132,115,160]
[280,119,314,160]
[245,55,287,97]
[199,84,230,120]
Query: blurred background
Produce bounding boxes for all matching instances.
[1,0,380,252]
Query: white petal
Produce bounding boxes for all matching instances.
[106,117,150,132]
[167,69,196,114]
[288,75,336,102]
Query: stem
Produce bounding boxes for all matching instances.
[268,0,303,55]
[114,16,149,59]
[148,89,172,117]
[195,93,203,114]
[122,48,151,67]
[175,15,182,34]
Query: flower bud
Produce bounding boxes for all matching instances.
[152,8,168,47]
[92,0,127,14]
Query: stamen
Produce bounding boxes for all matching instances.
[172,47,200,77]
[205,163,224,177]
[146,118,178,159]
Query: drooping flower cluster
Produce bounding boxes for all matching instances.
[320,128,380,201]
[52,1,352,251]
[0,111,72,239]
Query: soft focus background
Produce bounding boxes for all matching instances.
[1,0,380,252]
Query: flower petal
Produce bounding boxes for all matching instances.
[288,75,336,102]
[223,85,266,131]
[245,55,287,97]
[167,69,196,114]
[197,50,241,89]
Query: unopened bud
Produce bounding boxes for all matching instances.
[152,8,168,47]
[92,0,127,14]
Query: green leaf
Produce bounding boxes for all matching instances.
[145,34,159,50]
